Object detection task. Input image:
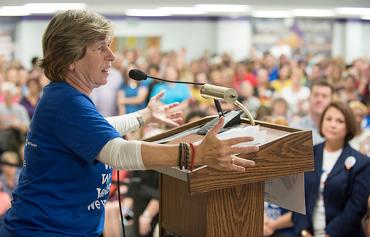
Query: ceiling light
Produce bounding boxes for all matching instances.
[252,10,291,18]
[157,7,206,15]
[195,4,250,13]
[24,3,86,14]
[126,9,170,17]
[292,9,335,17]
[0,6,29,16]
[335,7,370,16]
[0,3,86,15]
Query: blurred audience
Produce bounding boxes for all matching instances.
[1,45,370,236]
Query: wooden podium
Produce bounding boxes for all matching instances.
[145,116,314,237]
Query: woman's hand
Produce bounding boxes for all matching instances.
[195,117,258,172]
[144,91,183,128]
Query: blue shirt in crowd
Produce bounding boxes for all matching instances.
[150,82,190,105]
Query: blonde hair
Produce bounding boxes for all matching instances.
[349,100,368,115]
[1,151,19,166]
[39,10,113,82]
[1,82,17,94]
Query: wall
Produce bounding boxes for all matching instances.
[1,15,370,69]
[111,17,218,62]
[0,17,18,60]
[216,17,252,61]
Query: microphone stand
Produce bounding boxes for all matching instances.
[214,99,224,118]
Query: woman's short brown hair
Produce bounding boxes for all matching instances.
[39,10,112,82]
[319,101,357,143]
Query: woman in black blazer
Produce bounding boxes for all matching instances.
[293,101,370,237]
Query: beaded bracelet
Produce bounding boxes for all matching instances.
[179,142,192,170]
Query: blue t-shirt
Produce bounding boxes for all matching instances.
[268,67,279,81]
[119,82,147,114]
[150,82,190,104]
[0,82,120,237]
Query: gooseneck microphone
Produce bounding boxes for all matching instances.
[128,69,255,125]
[128,69,237,103]
[128,69,204,86]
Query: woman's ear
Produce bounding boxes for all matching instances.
[69,63,75,71]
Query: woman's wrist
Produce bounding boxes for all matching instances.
[138,108,151,124]
[193,144,204,166]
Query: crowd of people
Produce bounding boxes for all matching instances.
[0,22,370,236]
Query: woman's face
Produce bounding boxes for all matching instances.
[165,66,178,81]
[28,80,41,95]
[279,65,290,80]
[72,39,115,89]
[321,107,347,142]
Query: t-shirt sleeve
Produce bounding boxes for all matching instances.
[54,95,121,164]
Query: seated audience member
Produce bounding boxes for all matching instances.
[290,80,333,145]
[103,170,128,237]
[120,170,160,237]
[0,151,20,218]
[271,64,291,93]
[254,68,275,106]
[150,65,191,113]
[20,78,42,119]
[271,97,289,122]
[0,190,11,218]
[117,68,148,115]
[0,82,30,153]
[349,100,370,157]
[264,203,294,237]
[0,151,20,196]
[293,101,370,237]
[281,66,310,117]
[185,110,209,123]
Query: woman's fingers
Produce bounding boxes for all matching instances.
[168,111,183,119]
[151,90,165,100]
[230,164,246,172]
[165,102,179,111]
[229,145,259,155]
[227,156,255,172]
[231,156,256,167]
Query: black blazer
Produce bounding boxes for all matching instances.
[293,142,370,237]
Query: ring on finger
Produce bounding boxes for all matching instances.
[231,157,235,164]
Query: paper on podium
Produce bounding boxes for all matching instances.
[218,125,306,215]
[217,125,266,146]
[265,174,306,214]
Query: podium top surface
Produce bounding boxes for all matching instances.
[145,115,314,193]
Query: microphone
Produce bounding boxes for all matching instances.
[128,69,255,125]
[128,69,204,86]
[128,69,237,102]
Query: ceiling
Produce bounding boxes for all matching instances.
[1,0,370,17]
